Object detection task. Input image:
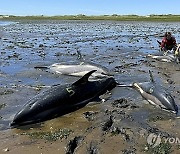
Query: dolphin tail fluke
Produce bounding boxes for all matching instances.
[116,83,133,88]
[73,70,97,86]
[34,66,49,70]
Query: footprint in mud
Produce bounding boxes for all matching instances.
[65,136,84,154]
[101,115,113,132]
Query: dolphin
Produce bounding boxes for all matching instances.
[10,70,116,127]
[147,54,176,62]
[147,43,180,63]
[147,53,178,63]
[35,62,110,78]
[35,51,111,78]
[132,82,178,114]
[117,71,178,114]
[132,71,178,114]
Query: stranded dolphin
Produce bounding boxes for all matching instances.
[132,82,178,114]
[147,53,177,63]
[35,62,110,78]
[147,43,180,63]
[35,51,111,78]
[10,70,116,127]
[133,71,178,114]
[118,71,178,114]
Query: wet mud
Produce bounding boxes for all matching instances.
[0,20,180,154]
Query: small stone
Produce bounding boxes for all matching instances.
[144,146,148,151]
[3,148,9,152]
[101,99,105,102]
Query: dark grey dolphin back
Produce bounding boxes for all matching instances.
[139,82,178,113]
[73,70,97,86]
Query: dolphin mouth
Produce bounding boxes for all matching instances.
[10,119,37,128]
[161,107,178,114]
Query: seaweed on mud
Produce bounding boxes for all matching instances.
[0,103,6,110]
[22,128,73,141]
[144,142,173,154]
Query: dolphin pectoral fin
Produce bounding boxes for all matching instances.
[116,83,133,88]
[73,70,97,86]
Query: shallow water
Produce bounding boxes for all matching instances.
[0,20,180,153]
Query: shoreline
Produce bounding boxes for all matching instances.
[0,15,180,22]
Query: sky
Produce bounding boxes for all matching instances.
[0,0,180,16]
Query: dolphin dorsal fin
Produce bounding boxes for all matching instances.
[149,70,155,83]
[73,70,97,86]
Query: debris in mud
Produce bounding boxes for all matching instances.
[0,89,14,95]
[65,136,83,154]
[101,115,113,132]
[83,111,98,121]
[0,103,6,110]
[22,128,73,141]
[87,141,99,154]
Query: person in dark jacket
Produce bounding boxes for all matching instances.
[160,32,177,52]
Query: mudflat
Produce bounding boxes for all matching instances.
[0,20,180,154]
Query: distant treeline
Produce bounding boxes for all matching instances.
[0,14,180,21]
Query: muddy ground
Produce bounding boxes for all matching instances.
[0,20,180,154]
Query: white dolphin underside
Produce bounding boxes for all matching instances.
[147,54,176,62]
[48,63,109,78]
